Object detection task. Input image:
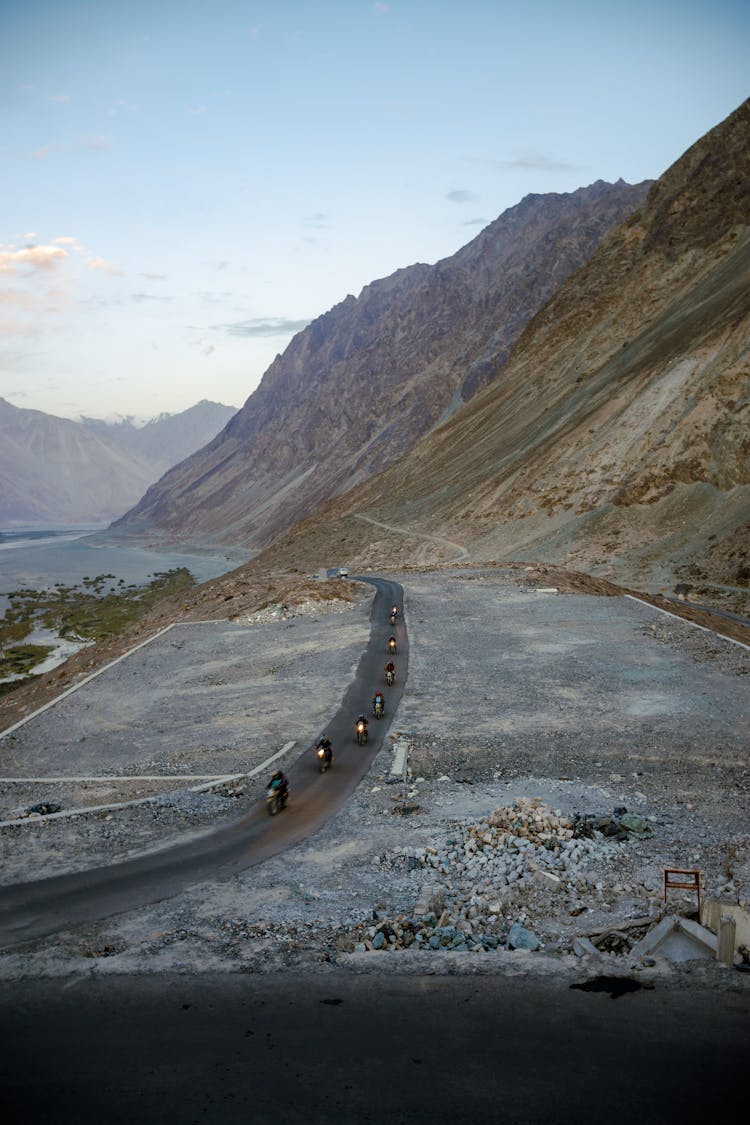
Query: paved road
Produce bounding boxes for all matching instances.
[1,971,747,1124]
[0,577,408,949]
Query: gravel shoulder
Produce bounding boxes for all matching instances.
[1,568,748,991]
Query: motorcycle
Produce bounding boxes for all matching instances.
[373,696,384,719]
[316,742,333,772]
[385,668,395,686]
[356,719,368,745]
[390,613,397,625]
[388,637,397,655]
[266,781,288,816]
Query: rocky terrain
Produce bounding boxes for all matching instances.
[269,99,749,609]
[1,570,747,991]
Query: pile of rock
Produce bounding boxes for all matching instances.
[245,598,354,625]
[349,798,637,954]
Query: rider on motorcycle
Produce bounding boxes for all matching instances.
[388,635,397,653]
[372,691,385,715]
[269,769,289,804]
[355,713,369,744]
[316,736,333,765]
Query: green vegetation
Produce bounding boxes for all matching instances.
[0,568,195,685]
[0,643,54,679]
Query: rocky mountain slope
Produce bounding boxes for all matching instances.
[0,399,237,525]
[250,99,750,609]
[112,180,650,549]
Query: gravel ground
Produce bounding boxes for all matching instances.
[1,568,748,989]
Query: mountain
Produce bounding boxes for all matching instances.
[252,99,750,606]
[112,179,651,548]
[0,399,237,525]
[80,400,238,474]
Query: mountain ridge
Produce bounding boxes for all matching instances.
[249,99,749,607]
[112,178,651,548]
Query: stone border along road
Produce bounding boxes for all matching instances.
[0,619,228,741]
[625,594,750,651]
[0,742,297,829]
[0,576,409,949]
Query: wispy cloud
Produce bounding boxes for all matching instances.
[463,217,489,227]
[140,272,168,281]
[86,256,123,276]
[446,189,477,204]
[79,135,111,150]
[373,2,390,12]
[494,151,578,172]
[216,316,310,338]
[131,292,171,303]
[304,212,329,229]
[33,143,64,160]
[49,93,71,103]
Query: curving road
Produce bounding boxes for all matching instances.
[0,576,408,950]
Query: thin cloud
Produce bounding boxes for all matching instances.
[140,272,168,280]
[79,135,111,150]
[494,152,578,172]
[49,93,71,103]
[463,217,489,226]
[217,316,311,338]
[131,292,171,303]
[53,236,80,246]
[86,256,123,276]
[33,144,64,159]
[446,189,477,203]
[373,2,390,12]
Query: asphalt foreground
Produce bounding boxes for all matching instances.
[1,567,748,1123]
[2,972,748,1125]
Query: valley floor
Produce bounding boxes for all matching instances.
[0,568,748,992]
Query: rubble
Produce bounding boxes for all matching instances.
[343,797,655,956]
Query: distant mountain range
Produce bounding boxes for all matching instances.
[0,399,237,525]
[111,98,749,604]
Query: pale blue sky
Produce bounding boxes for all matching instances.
[1,0,748,420]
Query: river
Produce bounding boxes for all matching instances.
[0,526,248,678]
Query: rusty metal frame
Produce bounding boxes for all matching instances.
[663,868,701,915]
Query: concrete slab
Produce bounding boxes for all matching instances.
[390,739,408,780]
[630,915,719,963]
[702,899,750,949]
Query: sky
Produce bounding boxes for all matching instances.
[1,0,748,422]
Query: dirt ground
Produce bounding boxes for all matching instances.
[1,568,748,990]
